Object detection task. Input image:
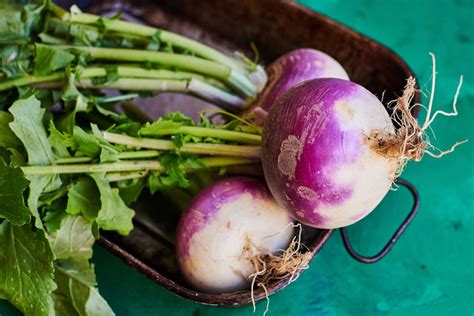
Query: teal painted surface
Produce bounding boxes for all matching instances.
[1,0,473,315]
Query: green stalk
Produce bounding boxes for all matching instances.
[29,76,243,109]
[21,160,163,175]
[78,78,188,91]
[55,150,161,164]
[7,64,244,108]
[37,77,244,109]
[57,45,229,78]
[102,132,262,159]
[140,125,261,145]
[62,12,247,72]
[55,157,92,164]
[21,156,254,175]
[0,73,63,91]
[81,66,230,91]
[54,45,256,97]
[106,171,149,182]
[0,65,229,93]
[38,33,67,44]
[95,93,140,104]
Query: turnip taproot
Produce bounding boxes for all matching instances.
[176,177,294,293]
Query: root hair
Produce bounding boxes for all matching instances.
[369,53,467,177]
[248,224,312,315]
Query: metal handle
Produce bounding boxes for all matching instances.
[340,178,419,263]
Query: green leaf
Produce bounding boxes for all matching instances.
[27,174,62,229]
[53,258,114,316]
[73,124,119,162]
[48,215,95,260]
[91,66,119,85]
[69,24,99,46]
[0,222,56,316]
[146,31,161,51]
[0,111,21,149]
[8,95,56,165]
[0,147,11,163]
[163,112,194,125]
[73,126,101,157]
[118,177,146,205]
[56,110,77,134]
[199,112,211,128]
[139,119,182,136]
[90,173,135,235]
[66,177,101,220]
[34,44,75,76]
[0,5,23,36]
[43,196,68,233]
[109,122,141,137]
[172,133,185,148]
[0,159,30,225]
[48,122,73,158]
[22,2,48,36]
[91,124,120,162]
[61,69,88,112]
[146,154,203,193]
[8,147,26,167]
[95,104,122,121]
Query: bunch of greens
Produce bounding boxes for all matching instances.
[0,1,267,111]
[0,1,268,314]
[0,93,262,315]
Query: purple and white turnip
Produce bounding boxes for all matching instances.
[244,48,349,122]
[260,55,464,229]
[262,78,398,228]
[176,177,294,293]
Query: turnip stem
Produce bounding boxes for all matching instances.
[54,45,256,96]
[34,77,244,109]
[21,157,254,175]
[0,62,227,91]
[22,160,164,174]
[57,45,229,79]
[103,132,262,159]
[55,157,93,164]
[62,11,247,72]
[81,66,229,91]
[0,73,64,90]
[140,126,261,144]
[55,150,161,164]
[106,171,149,182]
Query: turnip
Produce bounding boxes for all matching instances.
[176,177,295,294]
[244,48,349,122]
[262,61,464,229]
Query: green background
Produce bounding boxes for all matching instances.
[1,0,473,315]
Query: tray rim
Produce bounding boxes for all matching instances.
[99,229,333,306]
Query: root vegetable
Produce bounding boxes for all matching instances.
[261,73,464,228]
[176,177,294,293]
[244,48,349,122]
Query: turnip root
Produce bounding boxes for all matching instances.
[262,70,465,229]
[176,177,294,293]
[244,48,349,123]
